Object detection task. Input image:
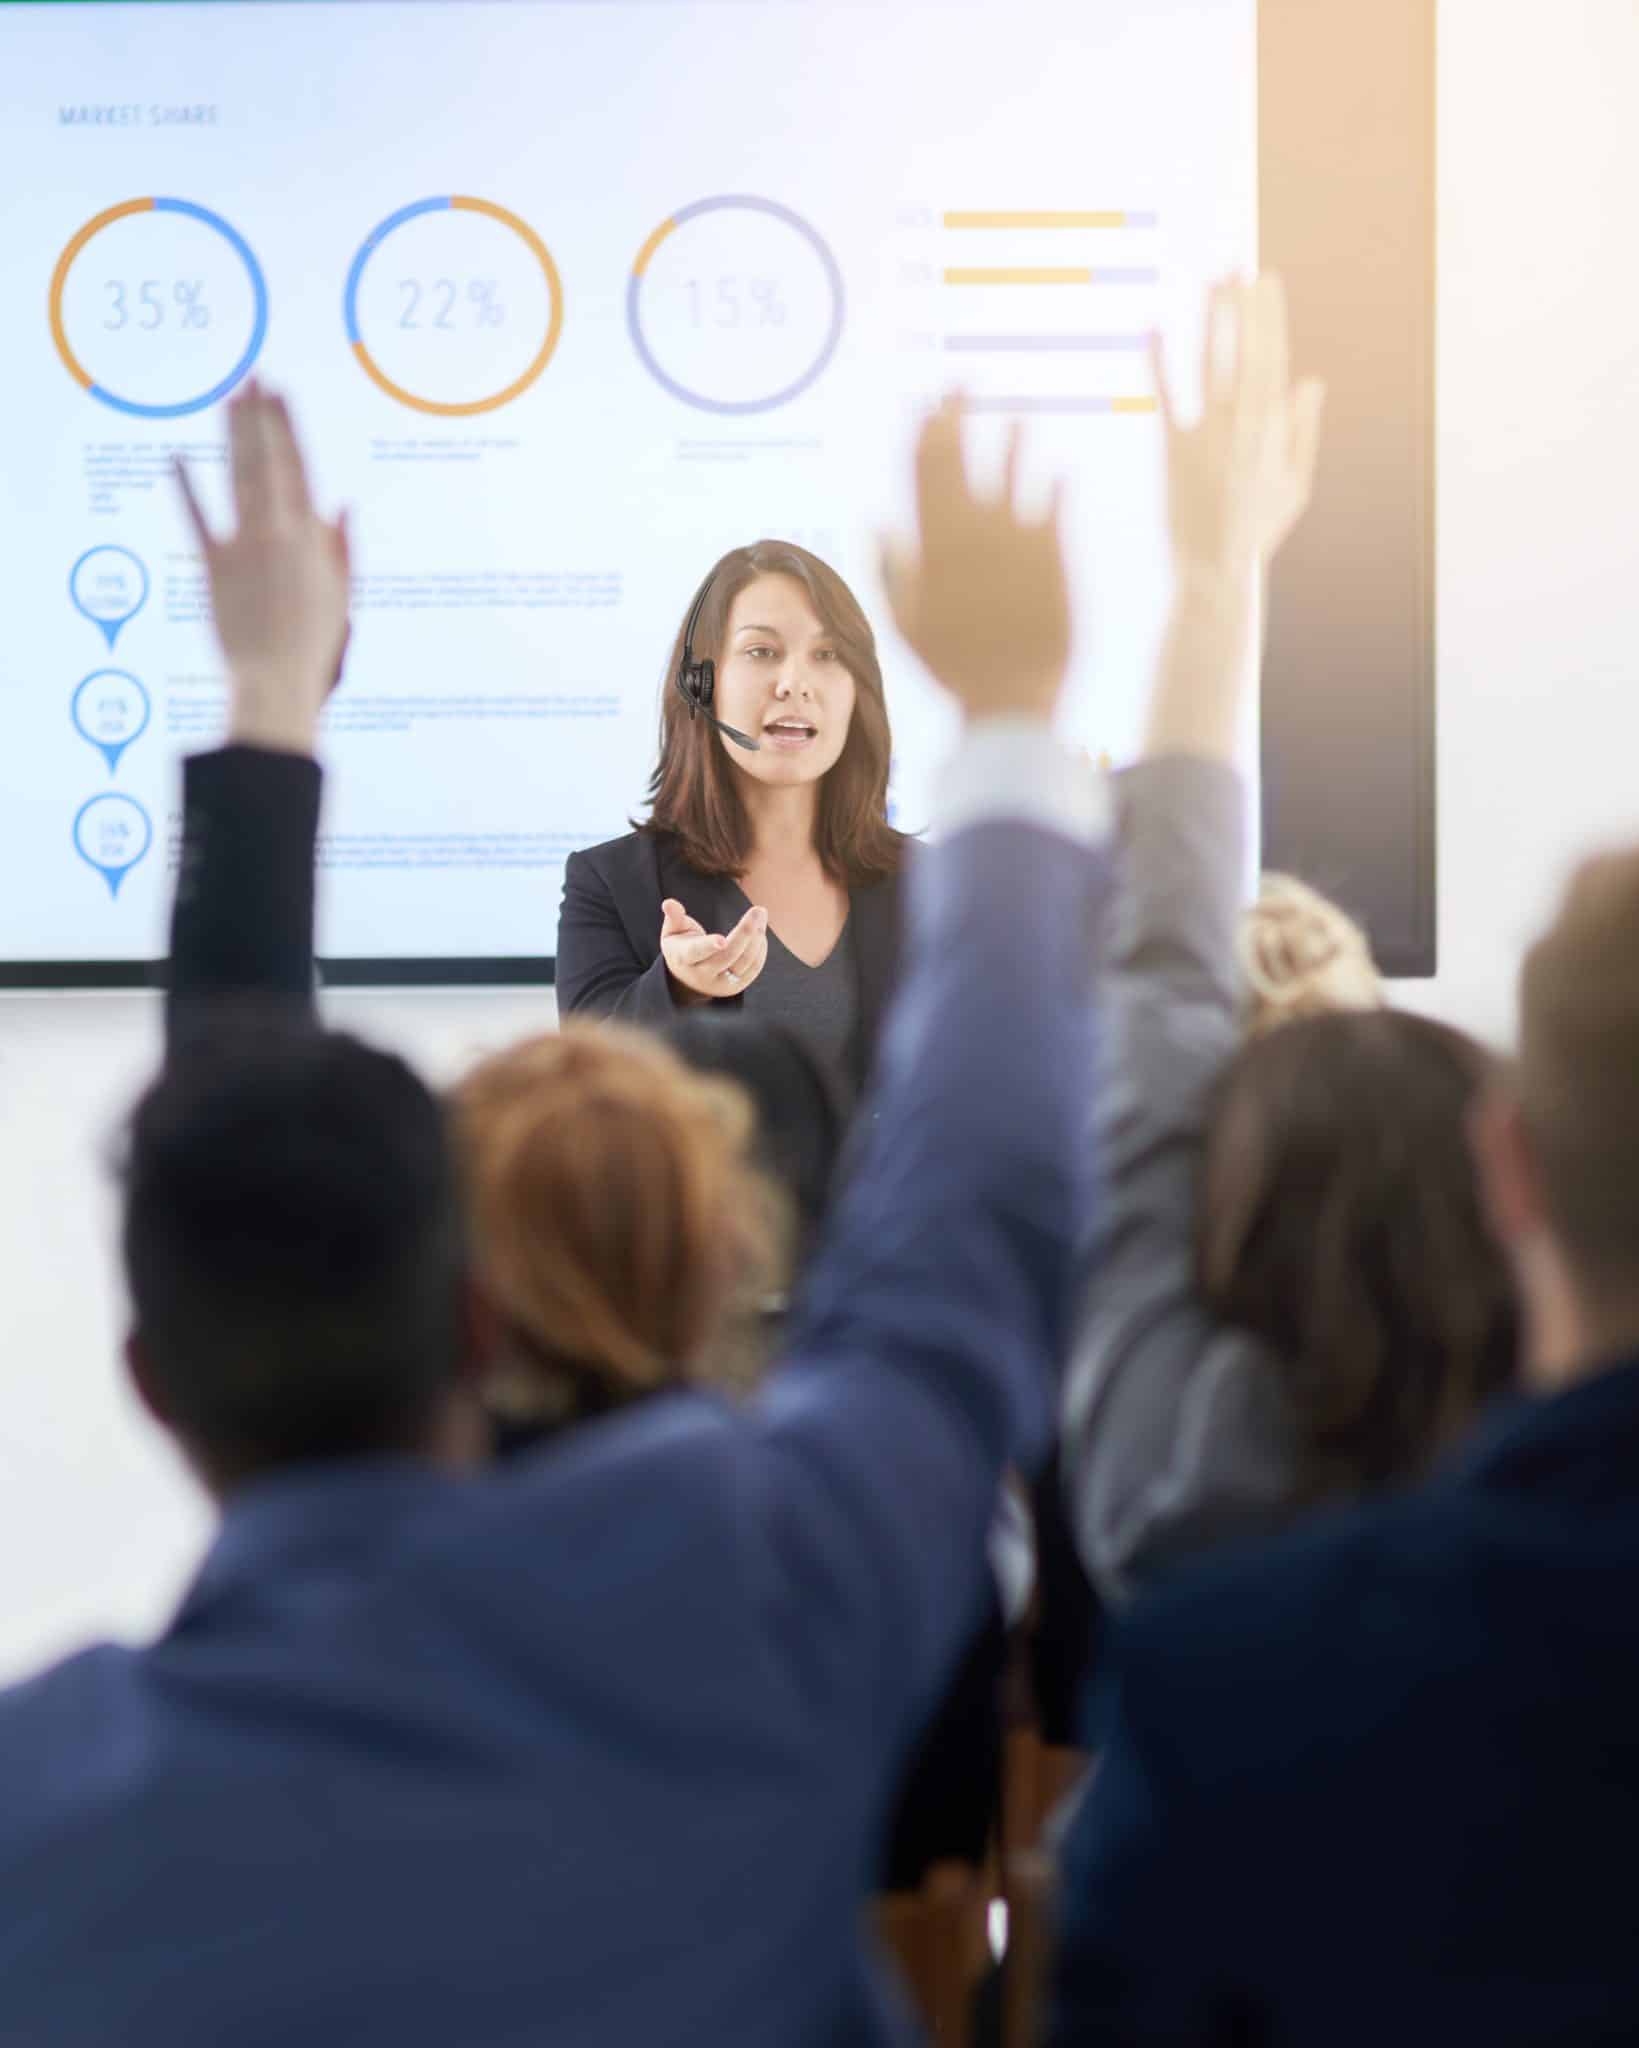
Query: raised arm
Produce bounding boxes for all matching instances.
[737,400,1110,1768]
[1062,278,1327,1599]
[166,385,349,1050]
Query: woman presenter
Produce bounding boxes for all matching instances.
[556,542,909,1111]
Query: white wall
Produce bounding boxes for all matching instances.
[1388,0,1639,1043]
[0,989,553,1681]
[4,0,1639,1683]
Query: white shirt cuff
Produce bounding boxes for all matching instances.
[932,719,1111,846]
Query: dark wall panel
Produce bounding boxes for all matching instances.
[1260,0,1436,973]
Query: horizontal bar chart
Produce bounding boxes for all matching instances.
[943,265,1159,286]
[930,207,1160,416]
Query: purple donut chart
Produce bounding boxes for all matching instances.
[626,196,844,416]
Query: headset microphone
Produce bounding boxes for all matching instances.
[674,569,762,752]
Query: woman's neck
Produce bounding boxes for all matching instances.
[738,778,821,867]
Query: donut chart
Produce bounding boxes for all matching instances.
[49,198,268,419]
[343,196,563,417]
[627,195,845,415]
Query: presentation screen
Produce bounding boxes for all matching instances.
[0,0,1256,979]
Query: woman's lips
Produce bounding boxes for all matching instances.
[763,722,817,750]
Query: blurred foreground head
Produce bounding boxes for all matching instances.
[1474,847,1639,1386]
[121,1020,472,1494]
[1201,994,1517,1499]
[453,1022,787,1428]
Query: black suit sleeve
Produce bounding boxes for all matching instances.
[555,846,685,1028]
[166,745,322,1055]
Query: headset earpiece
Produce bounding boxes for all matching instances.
[673,569,760,751]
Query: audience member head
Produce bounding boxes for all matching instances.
[121,1019,477,1496]
[645,540,904,886]
[1199,1010,1518,1496]
[1238,873,1384,1035]
[1473,848,1639,1387]
[452,1022,787,1429]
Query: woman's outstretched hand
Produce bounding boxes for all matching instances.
[881,396,1070,725]
[175,380,351,757]
[660,898,770,1005]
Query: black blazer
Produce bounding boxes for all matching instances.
[165,745,323,1047]
[556,828,905,1096]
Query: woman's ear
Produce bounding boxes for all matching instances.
[1467,1083,1545,1261]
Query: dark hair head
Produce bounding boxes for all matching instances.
[120,1020,466,1484]
[642,540,908,888]
[1198,1009,1518,1497]
[660,1014,844,1257]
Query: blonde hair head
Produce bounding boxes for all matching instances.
[451,1022,787,1416]
[1238,874,1384,1036]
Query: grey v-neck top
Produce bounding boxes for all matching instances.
[734,895,860,1114]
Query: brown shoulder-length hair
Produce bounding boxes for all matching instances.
[640,540,909,887]
[1197,1009,1519,1500]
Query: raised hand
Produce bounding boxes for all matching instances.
[881,397,1070,724]
[175,380,351,756]
[1153,273,1325,590]
[1142,273,1326,763]
[660,898,770,1005]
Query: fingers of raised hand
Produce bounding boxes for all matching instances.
[1204,277,1239,410]
[1148,328,1179,439]
[173,455,214,554]
[914,394,971,540]
[270,393,316,522]
[878,534,921,655]
[1256,274,1291,413]
[228,384,277,536]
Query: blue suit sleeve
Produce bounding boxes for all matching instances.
[749,818,1107,1771]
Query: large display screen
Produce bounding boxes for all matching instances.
[0,0,1256,976]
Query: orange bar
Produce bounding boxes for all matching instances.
[943,211,1129,230]
[943,266,1092,286]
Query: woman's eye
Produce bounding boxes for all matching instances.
[814,647,837,662]
[746,646,776,660]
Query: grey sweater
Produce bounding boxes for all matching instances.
[1062,755,1299,1604]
